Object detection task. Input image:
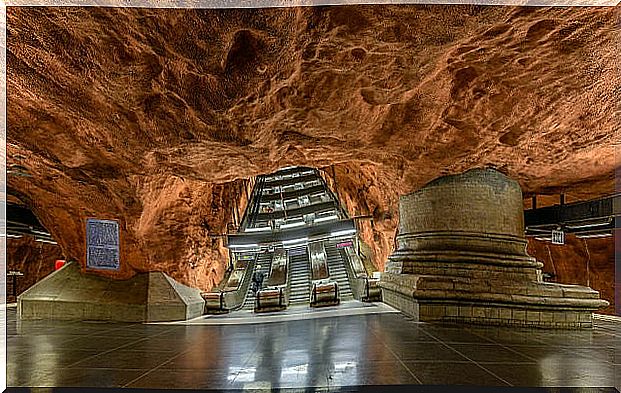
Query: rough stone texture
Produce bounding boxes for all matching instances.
[17,261,205,322]
[380,168,609,328]
[6,6,617,293]
[528,234,615,315]
[6,235,62,300]
[399,168,525,238]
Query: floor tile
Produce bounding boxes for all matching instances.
[326,361,420,387]
[40,368,146,388]
[160,351,249,371]
[448,343,535,363]
[6,307,621,390]
[481,361,616,387]
[8,368,56,387]
[68,350,175,369]
[121,338,201,353]
[57,336,140,351]
[422,327,495,344]
[404,361,509,386]
[388,342,468,362]
[125,369,233,389]
[7,349,104,371]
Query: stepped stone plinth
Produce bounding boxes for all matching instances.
[379,168,608,328]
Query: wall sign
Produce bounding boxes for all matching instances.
[86,218,120,270]
[336,240,353,249]
[551,230,565,245]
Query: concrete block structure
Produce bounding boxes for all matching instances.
[17,262,205,322]
[380,168,608,328]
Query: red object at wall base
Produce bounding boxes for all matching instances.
[55,260,66,270]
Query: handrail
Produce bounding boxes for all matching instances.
[339,244,381,302]
[279,287,284,307]
[255,200,337,221]
[317,168,349,219]
[263,171,319,187]
[228,253,258,311]
[312,282,316,304]
[309,241,329,281]
[239,177,265,231]
[260,184,325,202]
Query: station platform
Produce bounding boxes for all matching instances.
[159,300,398,325]
[6,305,621,390]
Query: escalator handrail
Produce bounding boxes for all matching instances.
[231,253,258,311]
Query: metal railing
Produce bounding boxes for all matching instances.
[340,245,381,302]
[255,248,289,312]
[203,253,257,313]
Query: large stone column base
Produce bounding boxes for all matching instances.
[17,262,205,322]
[380,272,608,329]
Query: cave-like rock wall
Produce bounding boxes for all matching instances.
[527,235,615,315]
[7,6,617,292]
[6,236,63,300]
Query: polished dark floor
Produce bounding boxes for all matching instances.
[6,307,621,390]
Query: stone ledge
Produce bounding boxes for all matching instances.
[388,249,542,270]
[18,262,205,322]
[381,169,609,329]
[381,284,596,329]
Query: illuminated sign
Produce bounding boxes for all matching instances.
[336,240,353,249]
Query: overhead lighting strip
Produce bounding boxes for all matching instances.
[330,229,356,238]
[565,219,612,230]
[245,227,271,233]
[576,233,613,239]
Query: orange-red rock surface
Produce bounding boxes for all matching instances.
[528,234,615,314]
[7,6,617,292]
[6,236,63,301]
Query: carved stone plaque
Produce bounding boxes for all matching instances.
[86,218,120,270]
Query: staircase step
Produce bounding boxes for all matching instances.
[287,245,310,306]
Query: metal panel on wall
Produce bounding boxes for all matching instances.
[86,218,120,270]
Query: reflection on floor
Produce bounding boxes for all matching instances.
[163,300,398,325]
[6,306,621,389]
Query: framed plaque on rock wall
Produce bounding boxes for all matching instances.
[86,218,120,270]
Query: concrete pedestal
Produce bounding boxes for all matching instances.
[17,262,205,322]
[380,168,608,328]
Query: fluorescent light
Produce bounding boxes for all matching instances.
[281,222,305,229]
[283,237,308,245]
[566,220,612,230]
[245,227,271,233]
[576,233,612,239]
[35,238,57,245]
[6,234,22,239]
[31,229,52,236]
[229,243,259,249]
[330,229,356,238]
[315,215,339,223]
[534,237,552,241]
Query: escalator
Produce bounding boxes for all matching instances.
[287,246,311,305]
[241,252,273,311]
[325,240,353,301]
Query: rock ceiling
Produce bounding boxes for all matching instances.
[6,5,618,290]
